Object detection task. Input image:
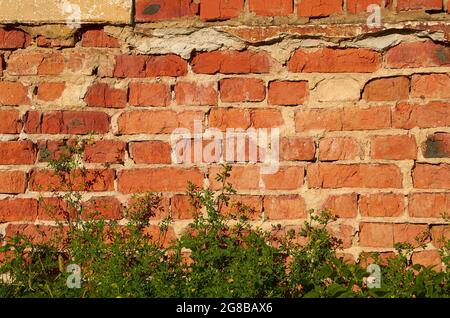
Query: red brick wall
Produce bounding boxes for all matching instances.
[1,0,450,267]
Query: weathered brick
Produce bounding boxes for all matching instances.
[0,110,22,134]
[0,28,30,49]
[280,137,315,161]
[25,111,110,134]
[392,102,450,129]
[413,164,450,189]
[171,195,196,219]
[423,133,450,158]
[268,81,308,105]
[5,224,62,244]
[251,109,284,128]
[84,140,126,164]
[347,0,382,13]
[411,74,450,99]
[318,137,360,161]
[298,0,342,17]
[288,48,381,73]
[249,0,293,16]
[360,223,428,247]
[220,78,265,103]
[118,110,203,134]
[129,82,171,107]
[323,193,358,218]
[200,0,244,20]
[385,41,450,68]
[307,164,402,188]
[192,50,272,74]
[81,29,120,48]
[113,54,188,78]
[396,0,442,11]
[362,77,410,102]
[0,171,27,194]
[359,194,405,217]
[0,198,38,222]
[409,193,450,218]
[0,81,30,105]
[431,225,449,248]
[0,140,35,164]
[135,0,199,22]
[36,82,65,102]
[7,52,64,76]
[130,141,172,164]
[263,195,307,219]
[118,168,203,193]
[371,135,417,160]
[82,196,123,220]
[85,83,127,108]
[175,82,218,106]
[411,250,442,271]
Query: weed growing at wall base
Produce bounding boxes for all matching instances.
[0,139,448,298]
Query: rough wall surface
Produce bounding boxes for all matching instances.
[0,0,450,267]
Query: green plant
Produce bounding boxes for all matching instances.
[0,139,448,298]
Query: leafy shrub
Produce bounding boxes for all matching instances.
[0,139,448,298]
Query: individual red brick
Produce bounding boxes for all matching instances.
[371,135,417,160]
[322,193,358,218]
[0,81,30,105]
[431,225,449,248]
[394,223,429,245]
[413,164,450,189]
[143,225,176,247]
[5,224,62,244]
[251,109,284,128]
[360,223,428,247]
[118,110,203,134]
[385,41,450,68]
[25,111,110,134]
[0,54,3,75]
[209,108,251,130]
[36,82,65,102]
[423,133,450,158]
[82,196,123,220]
[36,36,74,48]
[171,195,196,219]
[135,0,199,22]
[263,195,307,220]
[84,83,127,108]
[329,224,354,248]
[268,81,308,105]
[220,195,263,219]
[220,78,265,103]
[129,82,171,107]
[118,168,203,193]
[411,250,442,271]
[200,0,244,21]
[280,137,315,161]
[409,193,450,218]
[7,52,64,75]
[0,141,35,164]
[318,137,360,161]
[359,194,405,217]
[307,164,402,188]
[84,140,126,164]
[249,0,294,16]
[0,171,27,194]
[0,198,38,222]
[209,166,304,190]
[295,108,343,132]
[81,29,120,48]
[362,77,410,102]
[288,48,381,73]
[392,102,450,129]
[342,107,391,131]
[114,54,188,78]
[130,141,172,164]
[0,110,22,134]
[347,0,382,13]
[192,50,272,74]
[176,82,218,106]
[0,28,30,49]
[396,0,442,12]
[29,169,115,192]
[298,0,342,17]
[411,74,450,99]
